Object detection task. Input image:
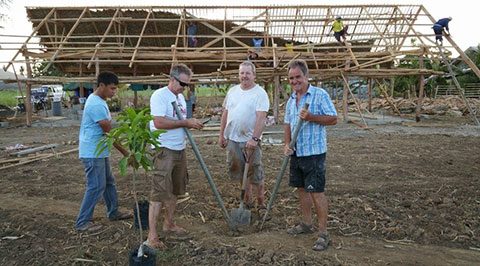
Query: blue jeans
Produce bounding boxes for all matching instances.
[75,158,119,229]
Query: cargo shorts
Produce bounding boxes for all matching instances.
[226,140,264,184]
[151,148,187,201]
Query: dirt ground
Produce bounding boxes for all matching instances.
[0,112,479,265]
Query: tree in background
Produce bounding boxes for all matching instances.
[32,60,65,77]
[456,44,480,84]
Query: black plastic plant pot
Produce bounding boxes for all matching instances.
[129,248,156,266]
[133,200,149,230]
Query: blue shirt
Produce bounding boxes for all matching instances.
[284,85,337,157]
[188,24,197,35]
[79,95,111,158]
[434,18,450,31]
[252,38,263,50]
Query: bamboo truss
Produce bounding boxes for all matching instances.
[1,5,479,124]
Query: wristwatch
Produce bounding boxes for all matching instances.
[252,137,260,142]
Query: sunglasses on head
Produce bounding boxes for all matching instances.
[173,76,189,87]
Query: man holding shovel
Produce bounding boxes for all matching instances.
[284,60,337,251]
[219,61,270,220]
[146,64,204,249]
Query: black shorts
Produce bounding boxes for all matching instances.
[433,27,443,41]
[334,30,345,42]
[289,153,326,193]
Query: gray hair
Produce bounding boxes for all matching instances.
[170,63,192,78]
[239,61,256,74]
[288,59,308,75]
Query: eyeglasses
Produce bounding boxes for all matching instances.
[173,76,189,87]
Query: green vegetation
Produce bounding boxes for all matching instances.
[96,107,164,251]
[0,90,18,107]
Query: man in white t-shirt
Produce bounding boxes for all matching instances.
[146,64,203,249]
[218,61,270,219]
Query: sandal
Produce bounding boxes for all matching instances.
[109,211,132,221]
[257,206,271,221]
[143,240,165,249]
[245,202,255,210]
[77,222,102,233]
[287,222,313,235]
[312,232,329,251]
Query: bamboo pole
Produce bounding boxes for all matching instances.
[129,9,152,68]
[88,8,120,69]
[42,7,88,73]
[416,48,425,122]
[22,47,33,127]
[274,75,280,124]
[342,75,348,121]
[341,73,367,128]
[374,79,401,115]
[4,8,56,71]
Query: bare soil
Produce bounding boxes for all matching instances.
[0,115,479,265]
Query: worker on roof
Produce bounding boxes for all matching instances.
[329,16,349,46]
[433,17,452,46]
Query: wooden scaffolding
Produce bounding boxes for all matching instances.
[1,5,479,126]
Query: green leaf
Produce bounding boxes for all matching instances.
[119,156,128,177]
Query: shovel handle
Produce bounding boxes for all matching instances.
[240,148,254,199]
[260,103,309,230]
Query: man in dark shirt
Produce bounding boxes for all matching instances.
[433,17,452,46]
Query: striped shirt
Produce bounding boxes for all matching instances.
[284,84,337,157]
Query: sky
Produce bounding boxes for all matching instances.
[0,0,479,69]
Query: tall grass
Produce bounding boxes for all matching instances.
[0,90,19,107]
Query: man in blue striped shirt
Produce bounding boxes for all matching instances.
[284,60,337,251]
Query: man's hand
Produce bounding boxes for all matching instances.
[284,144,293,156]
[299,109,311,121]
[245,139,258,150]
[185,118,204,130]
[218,135,227,148]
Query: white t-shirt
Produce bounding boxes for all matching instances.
[149,86,188,150]
[223,84,270,142]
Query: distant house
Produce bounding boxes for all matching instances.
[0,69,26,90]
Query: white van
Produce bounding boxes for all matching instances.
[41,85,65,101]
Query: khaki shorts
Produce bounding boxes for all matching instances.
[151,148,187,201]
[226,140,264,184]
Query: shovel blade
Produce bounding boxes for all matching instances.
[230,208,251,226]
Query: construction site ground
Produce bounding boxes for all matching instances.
[0,109,479,265]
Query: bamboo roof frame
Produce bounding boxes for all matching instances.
[2,5,480,126]
[4,4,479,82]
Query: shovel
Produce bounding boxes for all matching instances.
[171,102,232,226]
[230,148,254,227]
[260,103,309,230]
